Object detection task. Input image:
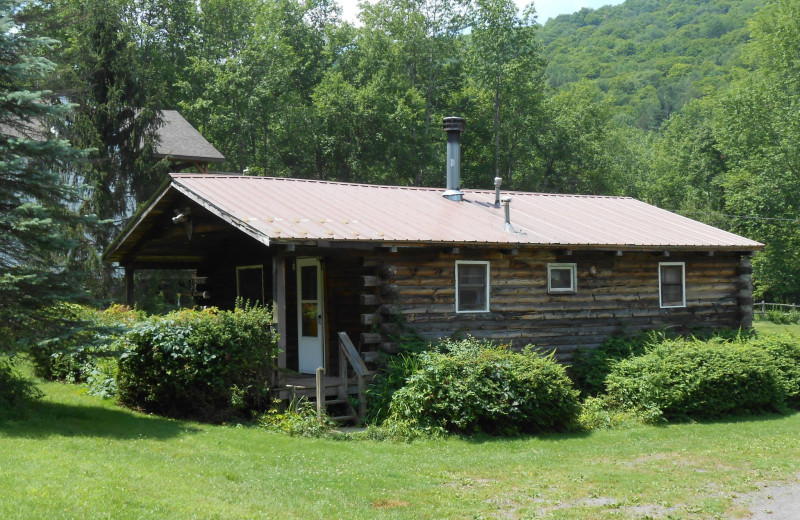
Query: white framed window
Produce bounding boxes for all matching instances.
[455,260,490,313]
[236,265,264,306]
[659,262,685,308]
[547,263,577,294]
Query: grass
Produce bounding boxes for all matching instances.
[753,319,800,336]
[2,374,800,519]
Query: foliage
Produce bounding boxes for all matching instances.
[115,304,278,422]
[0,358,42,418]
[766,309,800,325]
[604,337,790,420]
[257,397,336,438]
[752,334,800,407]
[570,330,665,396]
[364,331,429,425]
[0,0,91,355]
[576,395,663,431]
[539,0,761,130]
[27,303,144,383]
[388,337,580,435]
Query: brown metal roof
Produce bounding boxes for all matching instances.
[161,174,761,250]
[153,110,225,163]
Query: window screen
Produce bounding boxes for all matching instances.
[660,263,685,307]
[456,262,489,312]
[548,263,577,293]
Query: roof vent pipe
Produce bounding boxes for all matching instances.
[502,196,516,233]
[494,176,502,206]
[442,116,466,201]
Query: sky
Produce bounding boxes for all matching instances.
[338,0,626,25]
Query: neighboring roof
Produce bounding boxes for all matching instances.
[1,110,225,164]
[104,174,762,263]
[153,110,225,163]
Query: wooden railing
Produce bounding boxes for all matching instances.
[756,301,800,317]
[337,331,369,424]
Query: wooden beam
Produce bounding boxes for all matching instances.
[125,267,135,308]
[272,254,287,370]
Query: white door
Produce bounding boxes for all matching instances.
[297,258,324,374]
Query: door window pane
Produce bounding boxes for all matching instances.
[301,302,318,337]
[300,265,317,300]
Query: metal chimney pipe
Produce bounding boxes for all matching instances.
[494,176,502,205]
[442,116,466,201]
[502,196,516,233]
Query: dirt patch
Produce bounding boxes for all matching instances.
[736,478,800,519]
[371,498,410,508]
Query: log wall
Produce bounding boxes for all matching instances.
[370,248,751,361]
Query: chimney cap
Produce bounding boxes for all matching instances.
[443,116,466,133]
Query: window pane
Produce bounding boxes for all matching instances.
[661,265,684,306]
[661,285,683,306]
[301,302,318,337]
[550,268,573,290]
[458,264,487,311]
[300,265,317,300]
[662,266,682,284]
[459,265,485,285]
[237,267,263,305]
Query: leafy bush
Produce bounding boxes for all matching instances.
[750,335,800,407]
[116,305,278,422]
[365,332,429,425]
[0,358,42,418]
[577,395,663,430]
[570,332,658,396]
[766,309,800,324]
[257,397,336,437]
[388,337,580,435]
[605,337,788,420]
[28,304,145,382]
[570,328,752,396]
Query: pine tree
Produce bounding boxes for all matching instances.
[0,0,89,352]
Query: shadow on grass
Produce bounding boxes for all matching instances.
[0,399,200,440]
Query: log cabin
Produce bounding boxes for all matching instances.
[104,117,762,415]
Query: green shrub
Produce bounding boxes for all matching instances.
[570,332,658,396]
[28,304,145,382]
[0,358,42,418]
[570,329,752,396]
[116,305,278,422]
[577,395,663,430]
[750,335,800,407]
[388,337,580,435]
[365,332,429,425]
[257,397,335,437]
[605,338,788,420]
[766,309,800,324]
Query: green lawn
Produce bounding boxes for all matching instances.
[2,377,800,519]
[753,319,800,336]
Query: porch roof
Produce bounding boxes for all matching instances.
[104,174,762,266]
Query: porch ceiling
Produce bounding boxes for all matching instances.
[103,186,244,268]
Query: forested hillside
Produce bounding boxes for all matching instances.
[6,0,800,303]
[540,0,765,129]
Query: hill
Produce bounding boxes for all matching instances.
[539,0,766,129]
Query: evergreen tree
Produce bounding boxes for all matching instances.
[0,0,89,352]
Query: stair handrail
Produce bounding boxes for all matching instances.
[338,331,368,423]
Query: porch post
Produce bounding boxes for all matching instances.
[124,267,135,308]
[272,254,287,370]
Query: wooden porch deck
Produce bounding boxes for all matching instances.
[272,374,347,400]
